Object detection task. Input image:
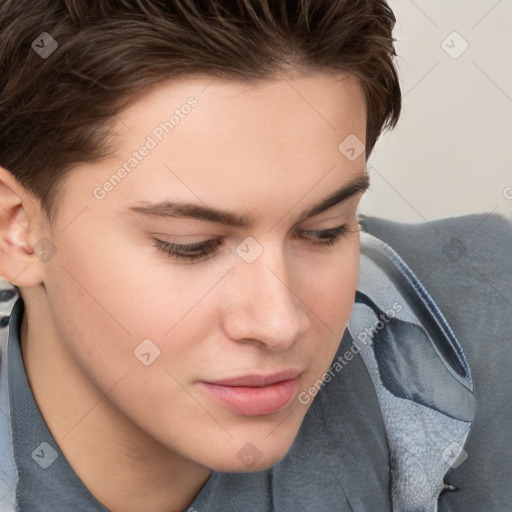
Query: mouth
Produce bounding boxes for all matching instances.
[197,369,302,416]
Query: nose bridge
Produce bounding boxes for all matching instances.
[223,240,309,348]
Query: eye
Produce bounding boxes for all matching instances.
[152,238,221,263]
[295,223,355,246]
[152,222,359,263]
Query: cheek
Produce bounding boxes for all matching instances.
[45,221,184,333]
[42,228,221,380]
[40,234,154,387]
[303,239,360,327]
[297,239,360,372]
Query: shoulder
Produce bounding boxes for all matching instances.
[359,213,512,329]
[360,213,512,510]
[359,212,512,273]
[359,212,512,269]
[358,212,512,354]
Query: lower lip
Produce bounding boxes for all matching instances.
[198,378,300,416]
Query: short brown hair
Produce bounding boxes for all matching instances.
[0,0,401,223]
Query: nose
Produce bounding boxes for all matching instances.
[221,243,311,350]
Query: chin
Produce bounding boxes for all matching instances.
[194,426,300,474]
[207,448,293,474]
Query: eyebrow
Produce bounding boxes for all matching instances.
[127,173,370,229]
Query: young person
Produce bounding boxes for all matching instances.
[0,1,511,511]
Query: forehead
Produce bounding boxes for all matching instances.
[113,71,365,146]
[116,71,365,169]
[56,72,367,228]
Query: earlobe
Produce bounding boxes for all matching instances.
[0,167,44,287]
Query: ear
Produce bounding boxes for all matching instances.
[0,166,46,287]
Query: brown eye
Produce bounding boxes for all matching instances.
[151,222,356,264]
[152,238,221,262]
[296,224,352,246]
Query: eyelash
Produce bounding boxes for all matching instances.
[152,223,357,263]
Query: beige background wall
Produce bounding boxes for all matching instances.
[362,0,512,223]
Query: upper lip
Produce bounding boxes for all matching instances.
[202,368,303,387]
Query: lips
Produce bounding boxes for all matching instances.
[198,369,302,416]
[205,369,303,387]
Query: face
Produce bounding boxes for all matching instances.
[23,71,367,472]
